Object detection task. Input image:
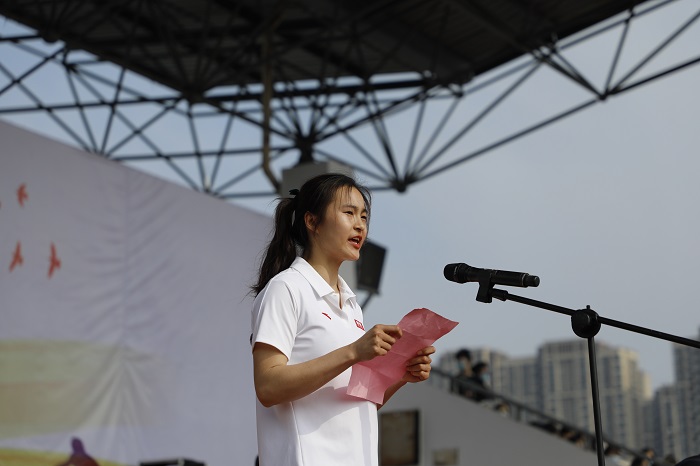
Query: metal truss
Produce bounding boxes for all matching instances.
[0,0,699,198]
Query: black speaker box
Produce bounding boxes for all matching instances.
[357,240,386,294]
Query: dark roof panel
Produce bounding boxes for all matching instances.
[0,0,649,95]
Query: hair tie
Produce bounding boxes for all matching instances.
[288,189,300,226]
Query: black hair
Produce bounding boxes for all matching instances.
[251,173,371,296]
[472,362,488,373]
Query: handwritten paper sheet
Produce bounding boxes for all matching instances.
[346,308,458,404]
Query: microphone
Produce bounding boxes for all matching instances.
[444,263,540,288]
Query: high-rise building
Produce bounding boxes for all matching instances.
[495,355,539,410]
[538,339,651,449]
[649,385,684,460]
[672,326,700,458]
[537,340,594,432]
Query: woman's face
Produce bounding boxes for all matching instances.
[306,187,368,266]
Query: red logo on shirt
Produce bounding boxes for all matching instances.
[322,312,331,320]
[354,319,365,330]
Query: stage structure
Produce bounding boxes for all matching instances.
[0,0,699,198]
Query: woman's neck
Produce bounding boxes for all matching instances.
[303,252,341,291]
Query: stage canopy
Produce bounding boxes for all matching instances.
[0,0,699,195]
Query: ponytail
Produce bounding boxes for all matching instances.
[251,196,299,295]
[251,173,371,296]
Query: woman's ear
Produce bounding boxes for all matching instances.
[304,211,317,234]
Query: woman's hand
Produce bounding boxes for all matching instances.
[400,346,435,383]
[351,324,403,362]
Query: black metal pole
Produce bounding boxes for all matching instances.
[587,337,606,466]
[570,306,606,466]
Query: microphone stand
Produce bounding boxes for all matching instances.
[472,275,700,466]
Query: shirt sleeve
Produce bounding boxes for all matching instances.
[251,278,298,360]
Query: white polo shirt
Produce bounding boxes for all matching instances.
[251,257,377,466]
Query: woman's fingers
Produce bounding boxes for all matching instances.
[404,346,435,381]
[354,324,404,361]
[377,324,403,339]
[371,326,400,353]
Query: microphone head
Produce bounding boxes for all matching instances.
[445,263,540,287]
[443,263,469,283]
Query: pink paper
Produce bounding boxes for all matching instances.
[346,308,458,404]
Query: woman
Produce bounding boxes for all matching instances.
[250,173,435,466]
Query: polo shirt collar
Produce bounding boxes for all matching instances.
[337,274,357,305]
[290,257,357,305]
